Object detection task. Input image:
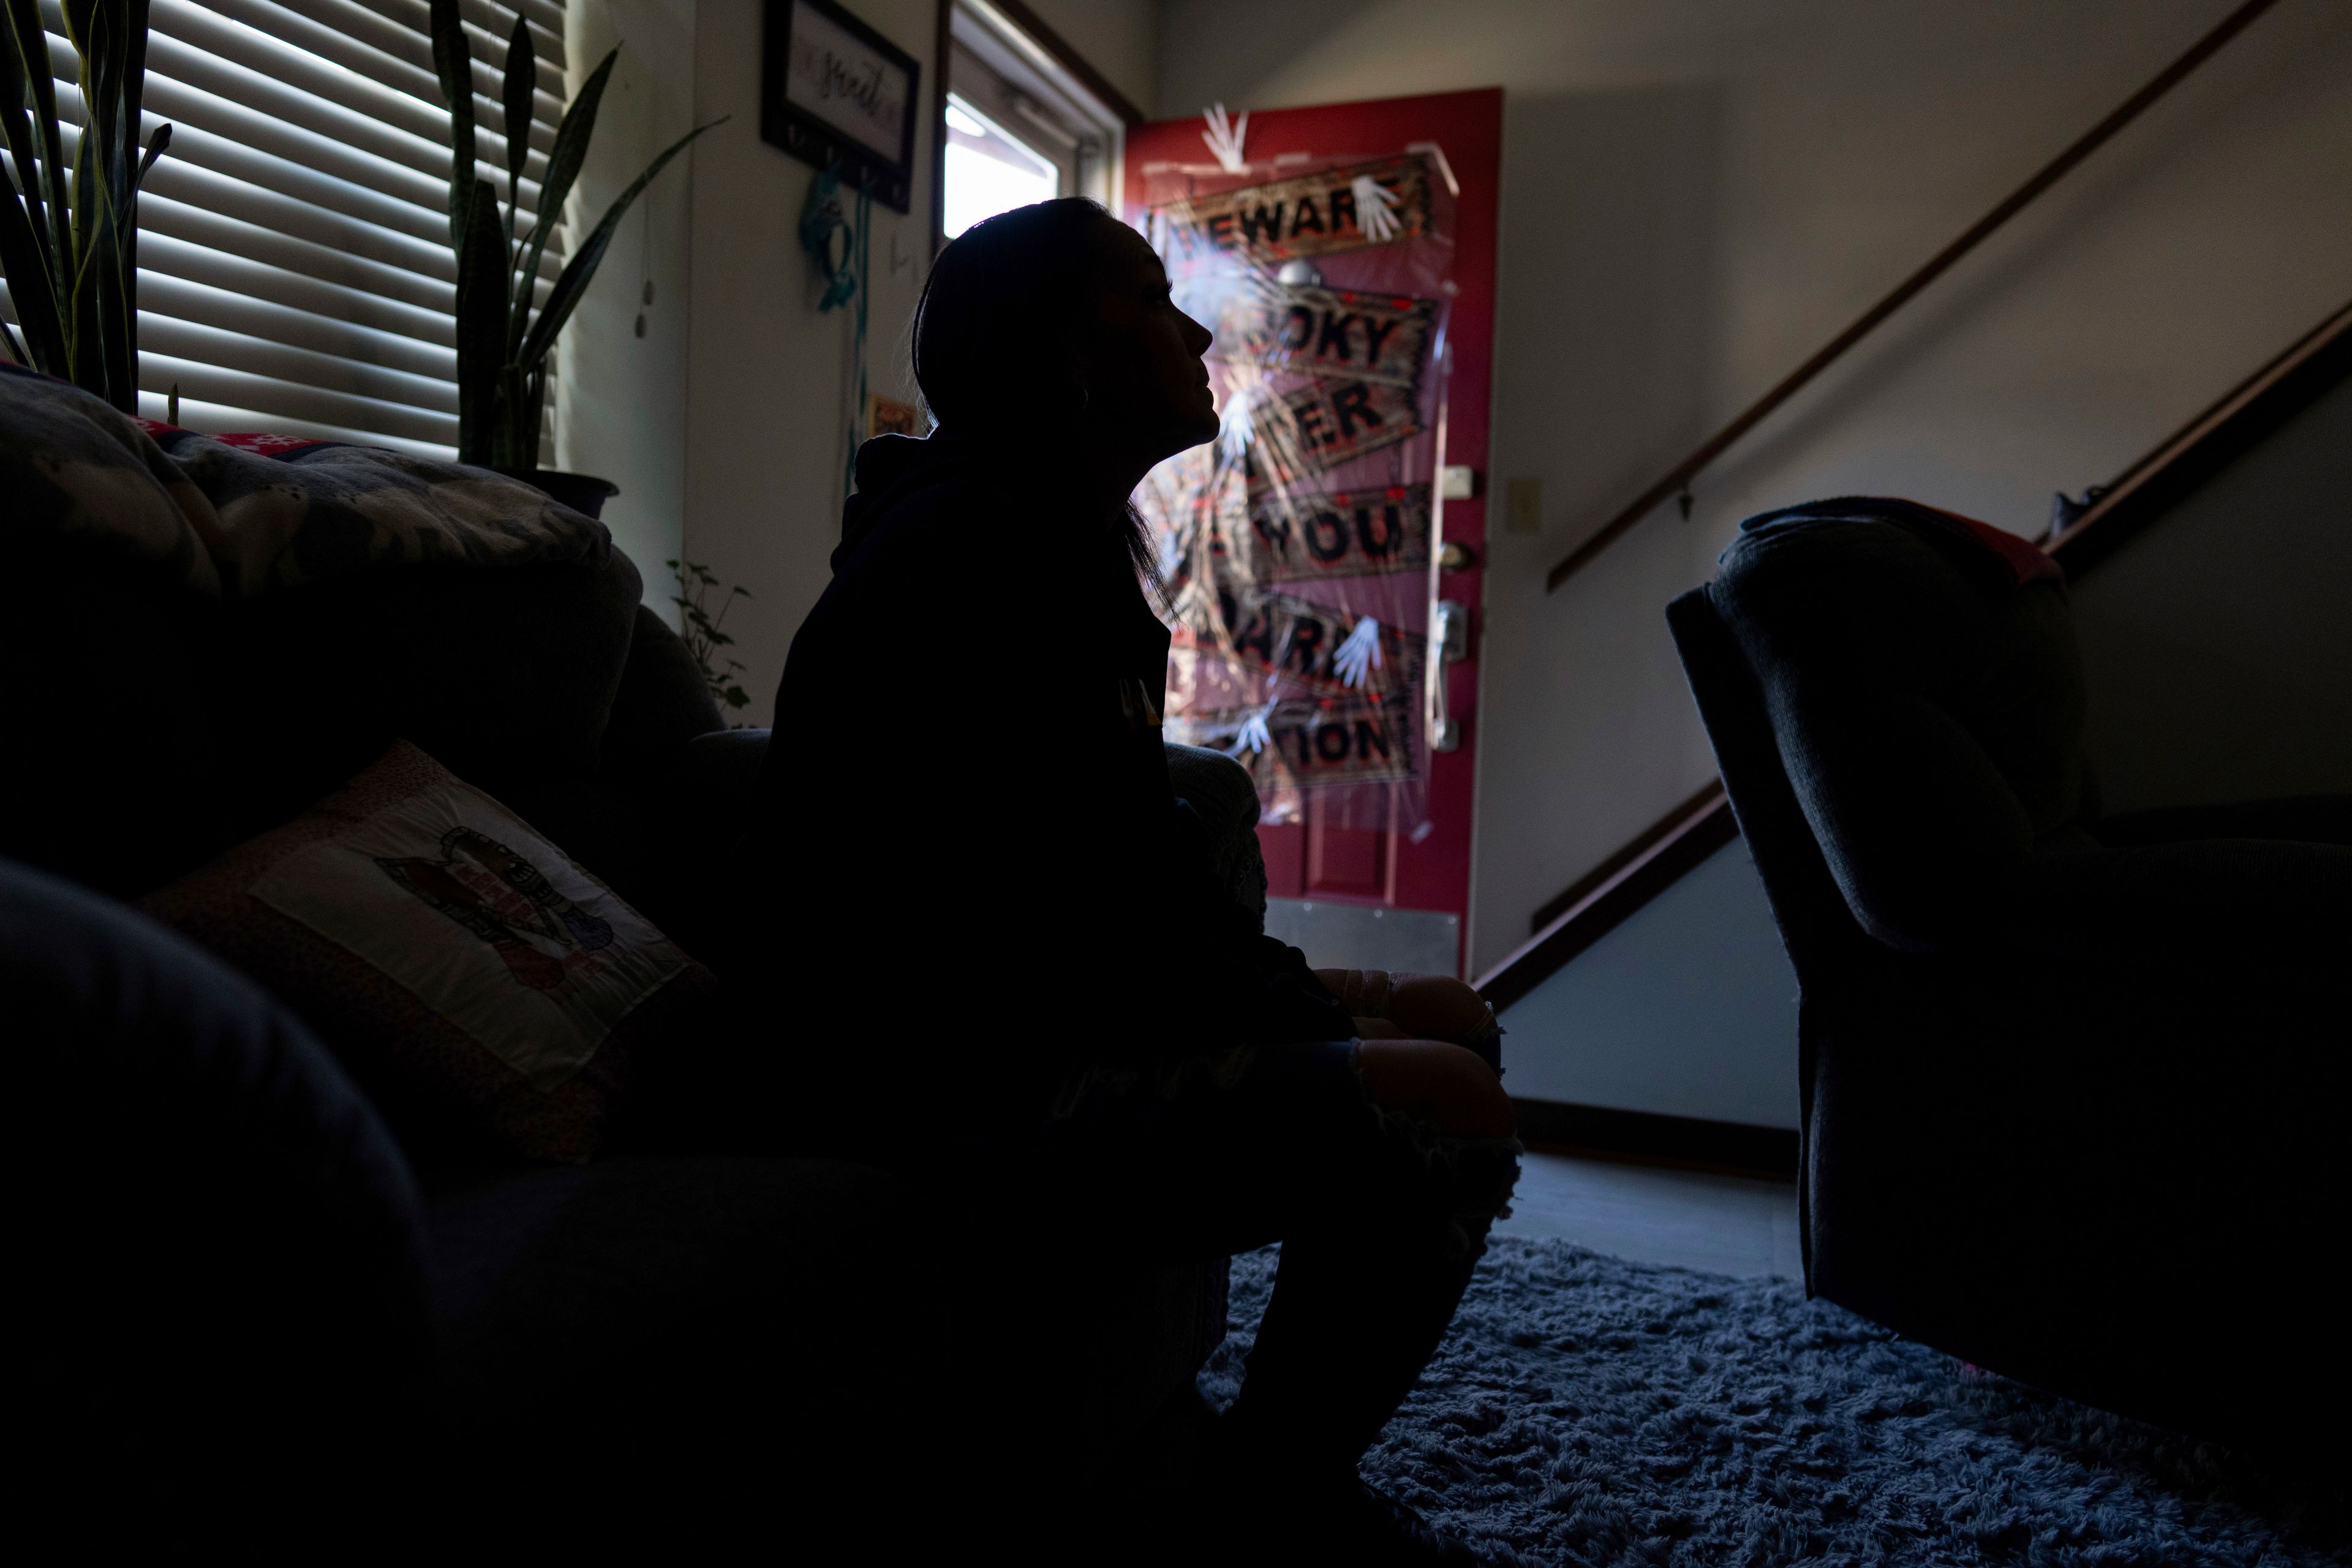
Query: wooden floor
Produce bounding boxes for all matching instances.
[1494,1148,1804,1279]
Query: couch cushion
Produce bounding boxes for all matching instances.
[5,855,431,1547]
[140,741,717,1162]
[211,552,644,853]
[1712,503,2087,952]
[1,364,666,895]
[602,605,726,771]
[0,534,232,894]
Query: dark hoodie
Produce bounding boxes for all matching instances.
[737,433,1349,1142]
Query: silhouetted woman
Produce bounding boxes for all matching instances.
[741,198,1517,1561]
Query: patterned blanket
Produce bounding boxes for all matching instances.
[0,361,614,600]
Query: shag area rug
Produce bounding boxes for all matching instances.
[1202,1240,2349,1566]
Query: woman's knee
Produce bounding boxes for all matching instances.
[1355,1039,1512,1140]
[1384,976,1497,1046]
[1324,971,1504,1075]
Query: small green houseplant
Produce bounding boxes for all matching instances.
[669,559,752,717]
[0,0,170,410]
[426,0,719,472]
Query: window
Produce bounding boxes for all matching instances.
[5,0,571,458]
[941,93,1054,238]
[939,0,1128,244]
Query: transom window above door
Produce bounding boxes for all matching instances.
[936,0,1135,249]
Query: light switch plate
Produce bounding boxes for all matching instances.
[1506,476,1542,534]
[1440,465,1477,500]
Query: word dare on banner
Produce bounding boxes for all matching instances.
[1210,284,1438,388]
[1148,154,1433,266]
[1248,483,1432,584]
[1243,378,1424,495]
[1169,693,1419,790]
[1198,589,1424,703]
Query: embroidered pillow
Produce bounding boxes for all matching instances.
[140,741,713,1161]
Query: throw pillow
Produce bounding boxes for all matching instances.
[140,741,714,1161]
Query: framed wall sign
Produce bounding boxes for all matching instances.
[761,0,920,213]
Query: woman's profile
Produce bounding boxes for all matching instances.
[739,198,1518,1560]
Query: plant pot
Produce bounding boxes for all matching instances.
[493,466,620,520]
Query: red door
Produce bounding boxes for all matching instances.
[1124,89,1500,977]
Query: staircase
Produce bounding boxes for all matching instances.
[1483,296,2352,1167]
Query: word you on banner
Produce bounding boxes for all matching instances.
[1170,693,1418,790]
[1210,284,1438,388]
[1243,377,1425,495]
[1248,483,1433,584]
[1148,154,1432,266]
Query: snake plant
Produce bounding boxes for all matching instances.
[0,0,171,412]
[428,0,720,467]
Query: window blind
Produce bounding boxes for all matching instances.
[3,0,571,457]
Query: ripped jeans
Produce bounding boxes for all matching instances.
[1022,1036,1521,1482]
[1053,745,1523,1477]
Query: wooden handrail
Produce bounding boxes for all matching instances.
[2046,298,2352,570]
[1545,0,2280,594]
[1474,783,1736,1011]
[1489,287,2350,1020]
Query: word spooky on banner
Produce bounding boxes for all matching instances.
[1169,692,1418,791]
[1210,284,1438,388]
[1246,483,1433,584]
[1147,154,1433,266]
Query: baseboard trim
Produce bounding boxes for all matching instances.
[1511,1097,1798,1178]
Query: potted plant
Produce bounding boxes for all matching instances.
[427,0,720,517]
[1,0,170,409]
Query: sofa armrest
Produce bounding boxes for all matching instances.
[662,726,772,824]
[638,728,771,973]
[2,857,433,1547]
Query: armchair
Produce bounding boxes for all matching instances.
[1667,499,2351,1446]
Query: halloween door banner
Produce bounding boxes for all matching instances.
[1136,142,1457,828]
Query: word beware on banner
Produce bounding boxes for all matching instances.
[1148,154,1432,266]
[1210,285,1438,388]
[1248,483,1432,584]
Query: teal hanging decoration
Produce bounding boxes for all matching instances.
[799,162,857,312]
[798,161,875,496]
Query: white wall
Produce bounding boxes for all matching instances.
[1499,839,1799,1129]
[1157,0,2352,974]
[559,0,700,621]
[680,0,940,711]
[638,0,1158,716]
[2072,368,2352,812]
[1021,0,1157,116]
[1497,368,2350,1129]
[555,0,1158,703]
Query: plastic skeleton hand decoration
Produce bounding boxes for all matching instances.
[1228,706,1275,756]
[1202,103,1249,174]
[1351,175,1402,243]
[1218,382,1256,465]
[1333,616,1383,689]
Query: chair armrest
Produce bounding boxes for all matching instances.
[2091,794,2352,849]
[1999,832,2352,970]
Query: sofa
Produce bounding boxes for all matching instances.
[3,366,1227,1550]
[1667,497,2352,1448]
